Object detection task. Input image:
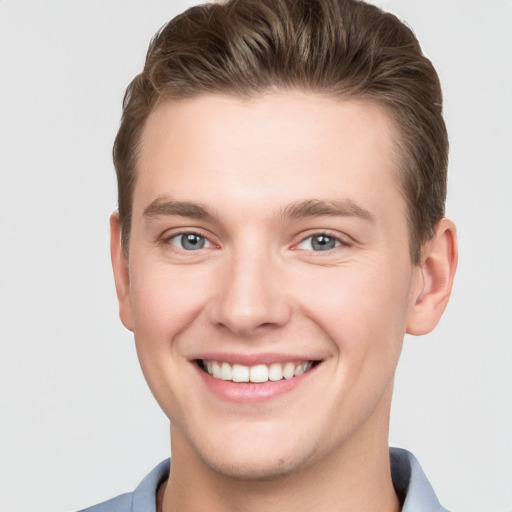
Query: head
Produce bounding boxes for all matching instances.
[110,0,457,489]
[114,0,448,265]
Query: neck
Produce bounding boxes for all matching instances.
[164,447,399,512]
[160,405,400,512]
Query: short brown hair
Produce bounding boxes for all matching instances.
[113,0,448,263]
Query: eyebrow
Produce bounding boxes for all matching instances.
[143,198,218,221]
[281,199,375,222]
[142,197,374,223]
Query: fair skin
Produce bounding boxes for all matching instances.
[111,91,457,512]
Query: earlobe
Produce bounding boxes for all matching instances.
[406,218,458,336]
[110,213,134,332]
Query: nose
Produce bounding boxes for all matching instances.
[208,250,292,337]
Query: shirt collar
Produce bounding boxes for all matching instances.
[390,447,449,512]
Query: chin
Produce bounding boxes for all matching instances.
[185,423,318,482]
[199,450,311,482]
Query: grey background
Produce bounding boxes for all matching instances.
[0,1,510,511]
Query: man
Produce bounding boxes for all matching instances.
[82,0,457,510]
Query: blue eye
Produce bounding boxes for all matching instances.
[299,234,341,251]
[169,233,211,250]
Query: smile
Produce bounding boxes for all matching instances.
[198,360,316,383]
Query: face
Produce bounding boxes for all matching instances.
[112,91,426,480]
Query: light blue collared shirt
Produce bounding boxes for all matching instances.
[79,448,449,512]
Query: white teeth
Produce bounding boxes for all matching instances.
[294,363,306,376]
[294,362,313,376]
[203,360,315,383]
[212,361,222,379]
[220,362,232,381]
[232,364,250,382]
[283,362,295,379]
[268,363,283,381]
[250,364,268,383]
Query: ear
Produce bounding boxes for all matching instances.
[406,218,458,335]
[110,212,134,332]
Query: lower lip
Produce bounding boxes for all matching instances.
[195,364,317,403]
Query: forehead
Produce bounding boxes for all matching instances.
[135,91,403,218]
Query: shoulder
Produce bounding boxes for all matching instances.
[76,459,170,512]
[78,492,133,512]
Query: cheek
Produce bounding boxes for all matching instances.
[128,265,209,397]
[128,265,208,418]
[296,261,412,359]
[130,263,207,337]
